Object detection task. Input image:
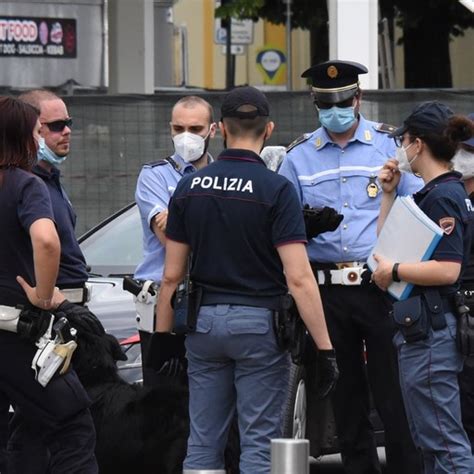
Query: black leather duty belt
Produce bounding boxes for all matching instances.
[200,292,282,310]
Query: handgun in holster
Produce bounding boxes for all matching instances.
[123,276,158,333]
[454,291,474,356]
[31,315,77,387]
[273,294,308,365]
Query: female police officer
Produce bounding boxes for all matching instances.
[0,96,97,473]
[373,101,474,473]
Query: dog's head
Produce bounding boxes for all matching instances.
[55,301,127,387]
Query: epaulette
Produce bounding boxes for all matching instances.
[144,156,181,172]
[144,158,168,168]
[375,123,397,135]
[286,133,311,153]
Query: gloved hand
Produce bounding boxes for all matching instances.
[360,264,374,287]
[315,349,339,399]
[156,357,188,377]
[302,205,344,239]
[17,308,52,343]
[145,332,187,377]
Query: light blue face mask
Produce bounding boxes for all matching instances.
[37,137,68,166]
[318,105,356,133]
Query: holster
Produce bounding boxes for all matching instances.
[172,279,202,334]
[454,290,474,356]
[273,294,307,365]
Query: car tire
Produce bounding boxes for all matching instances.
[282,362,307,439]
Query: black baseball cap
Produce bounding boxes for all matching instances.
[391,101,454,138]
[221,86,270,119]
[301,60,368,104]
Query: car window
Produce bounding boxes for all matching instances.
[79,204,143,276]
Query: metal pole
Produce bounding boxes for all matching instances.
[285,0,292,90]
[271,438,309,474]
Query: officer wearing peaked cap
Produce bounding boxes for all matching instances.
[279,60,423,474]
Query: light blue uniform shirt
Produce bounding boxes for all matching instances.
[279,115,423,263]
[134,153,197,282]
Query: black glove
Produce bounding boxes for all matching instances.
[146,332,187,377]
[17,308,52,343]
[302,205,344,239]
[315,349,339,399]
[360,264,374,287]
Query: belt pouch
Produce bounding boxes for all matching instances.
[392,295,430,343]
[424,289,446,330]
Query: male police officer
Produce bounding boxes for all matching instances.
[133,96,216,340]
[155,86,339,474]
[279,61,422,474]
[19,90,89,303]
[135,96,216,285]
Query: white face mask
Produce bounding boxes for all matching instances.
[396,142,418,174]
[452,148,474,180]
[172,129,210,163]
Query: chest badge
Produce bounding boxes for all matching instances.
[366,177,379,198]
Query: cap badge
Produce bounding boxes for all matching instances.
[327,65,338,79]
[439,217,455,235]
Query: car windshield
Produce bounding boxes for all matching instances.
[79,204,142,277]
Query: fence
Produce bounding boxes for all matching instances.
[57,89,474,235]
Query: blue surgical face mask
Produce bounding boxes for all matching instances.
[37,137,68,166]
[318,105,356,133]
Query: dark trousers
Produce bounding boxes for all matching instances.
[319,284,422,474]
[0,331,98,474]
[460,356,474,451]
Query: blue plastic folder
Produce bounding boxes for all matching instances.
[367,196,444,300]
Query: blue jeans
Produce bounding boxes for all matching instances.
[183,304,289,474]
[394,313,473,473]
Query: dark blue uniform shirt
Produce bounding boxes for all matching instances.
[413,171,473,296]
[0,168,54,306]
[33,164,88,288]
[166,148,307,297]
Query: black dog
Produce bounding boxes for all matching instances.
[59,301,240,474]
[58,301,189,474]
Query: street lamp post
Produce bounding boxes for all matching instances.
[283,0,292,91]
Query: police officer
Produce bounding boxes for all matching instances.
[19,90,89,304]
[135,96,216,287]
[0,96,98,473]
[373,102,474,472]
[155,86,339,474]
[7,89,92,473]
[279,60,422,474]
[452,113,474,449]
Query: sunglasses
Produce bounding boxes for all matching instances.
[313,96,356,110]
[43,118,73,132]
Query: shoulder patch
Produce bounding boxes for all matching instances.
[375,123,397,135]
[286,134,311,153]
